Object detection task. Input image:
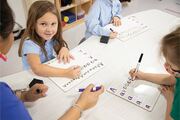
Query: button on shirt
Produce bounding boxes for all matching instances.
[85,0,122,39]
[22,39,56,70]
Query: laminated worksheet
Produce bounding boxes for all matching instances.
[107,74,160,112]
[104,16,149,42]
[47,48,104,92]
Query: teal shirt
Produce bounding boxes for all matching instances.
[171,77,180,120]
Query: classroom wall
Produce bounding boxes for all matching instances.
[7,0,27,28]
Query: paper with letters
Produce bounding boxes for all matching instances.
[104,16,149,42]
[47,48,104,92]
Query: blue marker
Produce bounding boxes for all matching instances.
[79,86,101,92]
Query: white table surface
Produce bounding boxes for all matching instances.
[1,9,179,120]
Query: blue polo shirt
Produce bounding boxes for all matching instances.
[85,0,122,39]
[21,39,56,70]
[0,82,32,120]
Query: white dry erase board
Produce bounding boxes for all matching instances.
[104,16,149,42]
[47,48,104,92]
[107,74,161,112]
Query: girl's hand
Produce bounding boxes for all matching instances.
[23,84,48,102]
[112,16,121,26]
[76,84,104,111]
[160,85,174,104]
[58,47,74,64]
[129,68,144,80]
[65,66,81,79]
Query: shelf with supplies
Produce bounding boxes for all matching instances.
[55,0,93,31]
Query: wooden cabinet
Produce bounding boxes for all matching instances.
[55,0,93,31]
[24,0,93,31]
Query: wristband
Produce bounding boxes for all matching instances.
[14,88,28,94]
[72,103,83,116]
[14,88,28,101]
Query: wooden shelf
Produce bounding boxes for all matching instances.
[62,18,85,31]
[60,3,77,12]
[76,0,92,5]
[55,0,93,31]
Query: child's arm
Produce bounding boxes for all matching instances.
[129,69,176,85]
[141,73,175,85]
[161,86,174,120]
[27,54,81,78]
[112,1,122,26]
[114,1,122,19]
[165,106,173,120]
[85,1,111,37]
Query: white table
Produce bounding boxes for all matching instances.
[1,9,179,120]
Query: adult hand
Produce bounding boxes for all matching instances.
[75,84,104,111]
[22,84,48,102]
[58,47,74,64]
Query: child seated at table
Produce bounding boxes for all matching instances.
[80,0,122,44]
[18,1,80,79]
[129,27,180,120]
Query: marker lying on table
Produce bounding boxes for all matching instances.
[79,86,101,92]
[132,53,144,80]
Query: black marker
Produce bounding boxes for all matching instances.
[110,28,114,32]
[132,53,144,80]
[36,89,42,94]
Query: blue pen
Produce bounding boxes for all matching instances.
[79,86,101,92]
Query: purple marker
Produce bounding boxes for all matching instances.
[79,86,101,92]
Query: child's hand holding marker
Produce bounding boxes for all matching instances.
[110,28,118,39]
[129,53,144,80]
